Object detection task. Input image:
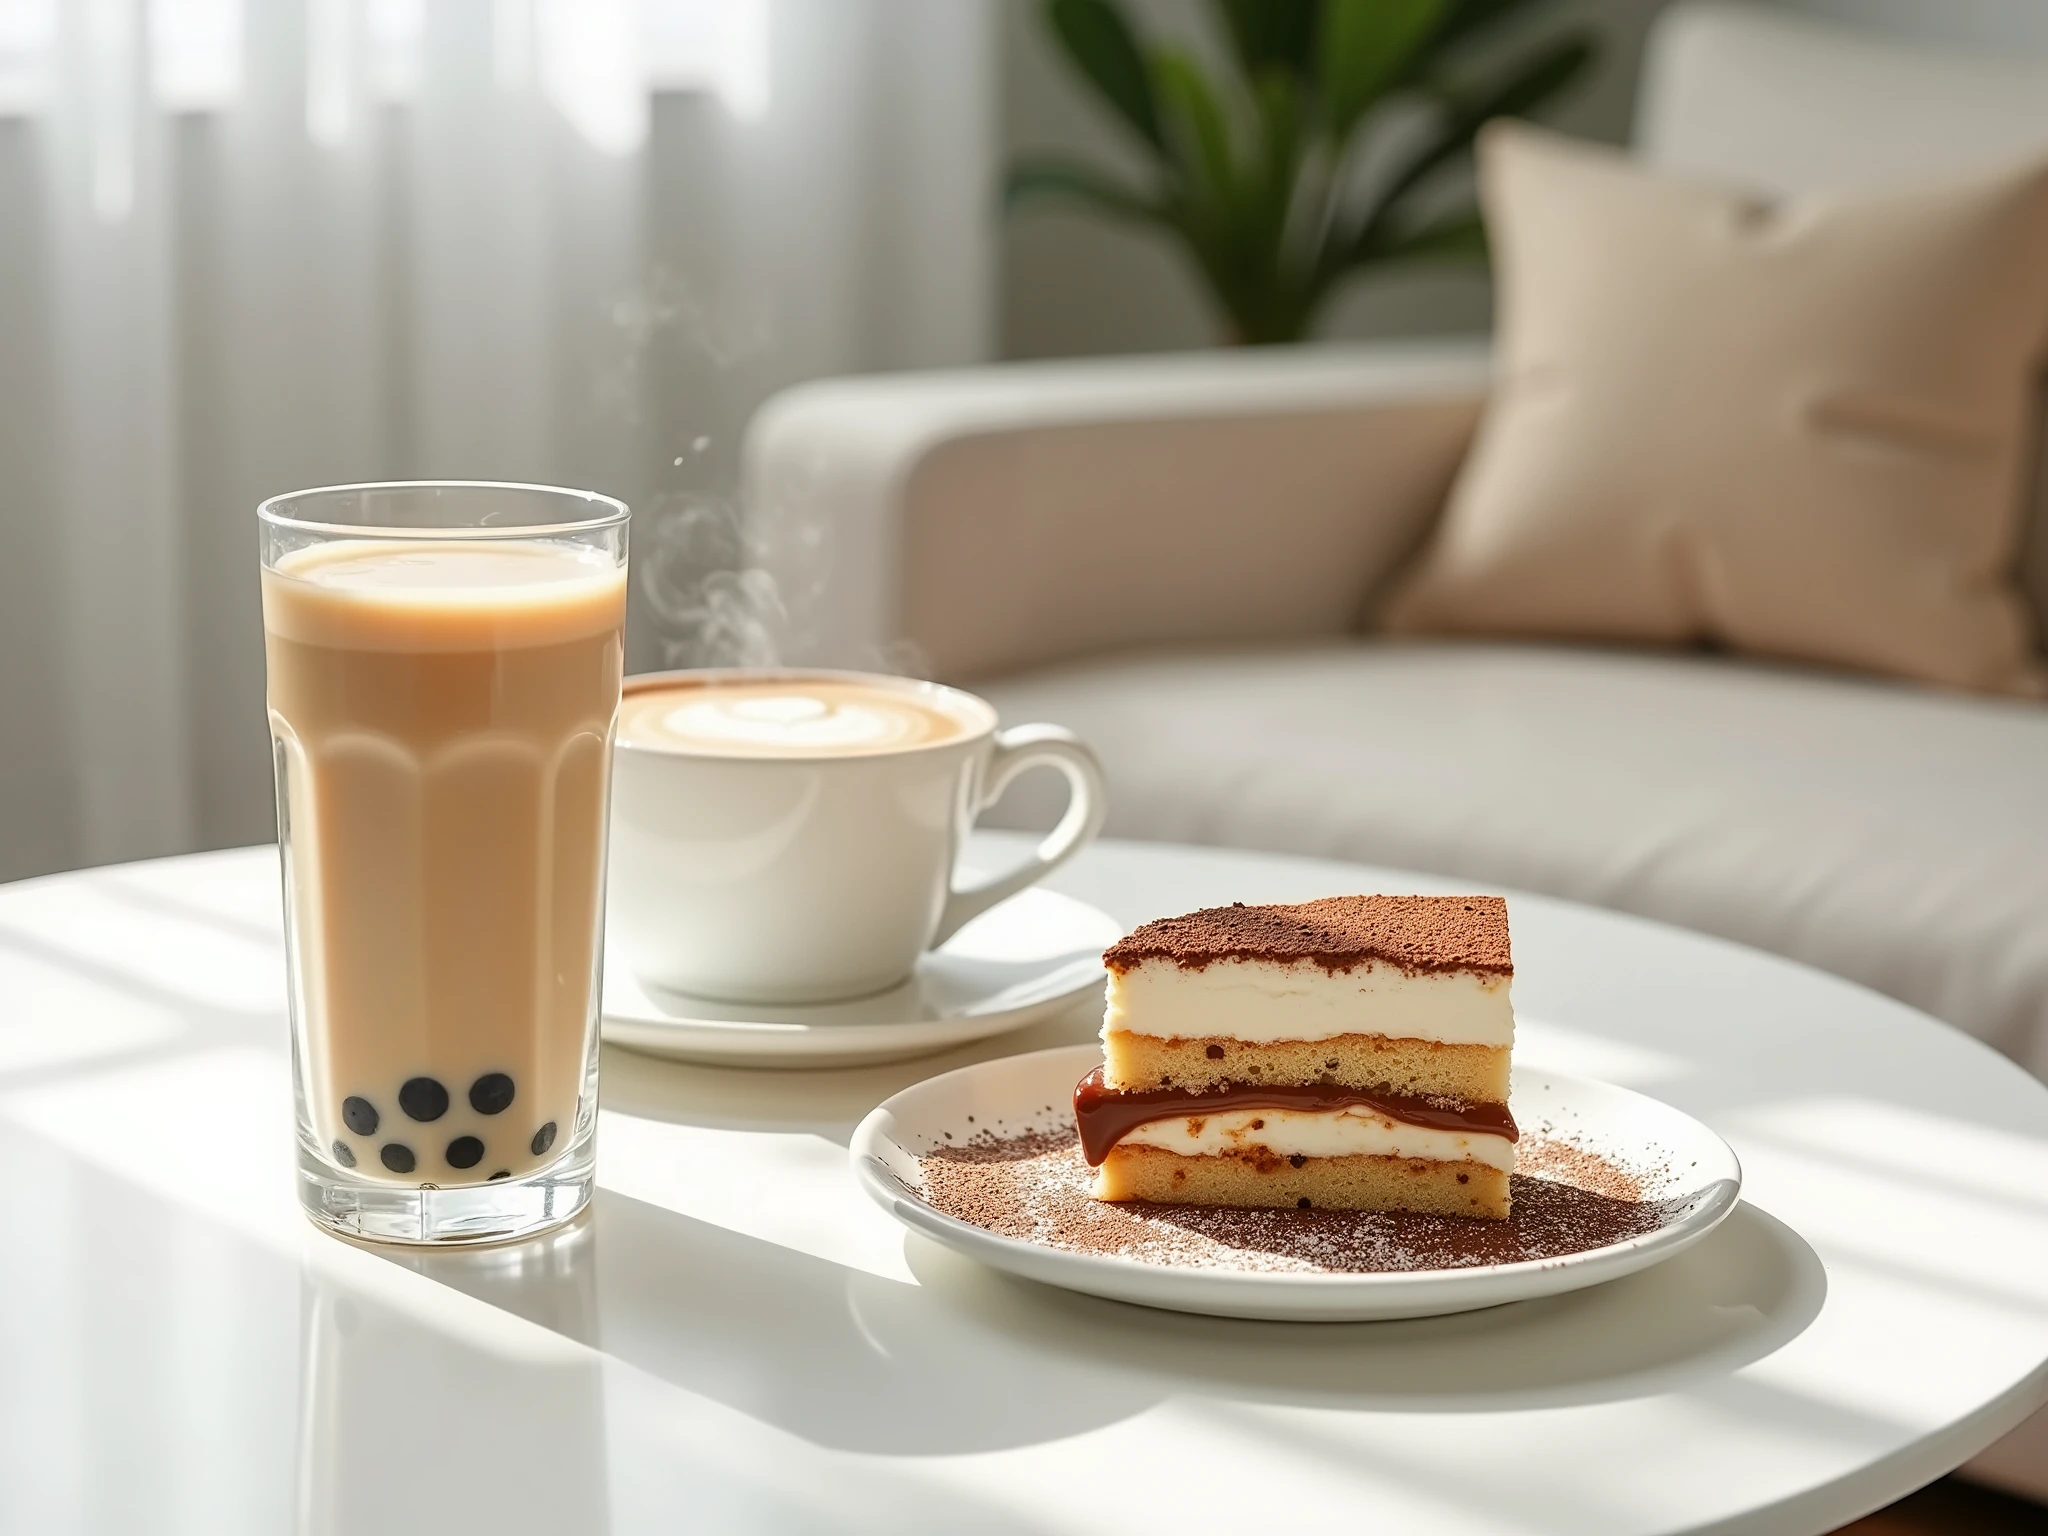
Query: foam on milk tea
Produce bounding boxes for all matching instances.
[263,539,625,1188]
[617,679,981,757]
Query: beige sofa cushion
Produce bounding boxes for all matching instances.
[1384,122,2048,695]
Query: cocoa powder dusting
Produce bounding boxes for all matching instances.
[914,1128,1683,1275]
[1512,1137,1645,1203]
[1103,894,1511,977]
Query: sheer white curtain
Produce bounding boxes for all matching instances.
[0,0,995,881]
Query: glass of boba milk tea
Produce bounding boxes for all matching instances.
[260,483,628,1244]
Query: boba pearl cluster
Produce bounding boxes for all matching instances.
[331,1071,558,1184]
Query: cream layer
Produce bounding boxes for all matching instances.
[1104,956,1514,1047]
[1115,1105,1517,1171]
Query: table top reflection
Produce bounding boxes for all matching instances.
[1,835,2044,1536]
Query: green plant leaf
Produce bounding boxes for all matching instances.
[1451,33,1595,125]
[1378,1,1576,100]
[1250,68,1303,218]
[1359,127,1466,239]
[1245,69,1308,307]
[1210,0,1319,77]
[1153,49,1240,213]
[1021,0,1588,344]
[1375,208,1488,263]
[1318,0,1445,138]
[1428,0,1533,58]
[1003,158,1164,223]
[1364,30,1594,223]
[1046,0,1164,152]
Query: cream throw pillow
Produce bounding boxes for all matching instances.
[1383,122,2048,695]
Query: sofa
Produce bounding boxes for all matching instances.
[740,2,2048,1499]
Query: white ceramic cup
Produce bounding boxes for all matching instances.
[606,668,1108,1005]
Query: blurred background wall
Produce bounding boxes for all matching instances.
[0,0,994,883]
[4,0,2048,886]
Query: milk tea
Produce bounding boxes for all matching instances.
[263,541,625,1187]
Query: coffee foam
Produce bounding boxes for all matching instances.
[618,681,983,758]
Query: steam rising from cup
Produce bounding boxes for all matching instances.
[637,492,785,669]
[607,264,921,677]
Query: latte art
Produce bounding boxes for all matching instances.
[618,680,983,758]
[662,695,922,750]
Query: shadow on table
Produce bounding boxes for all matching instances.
[379,1187,1825,1456]
[897,1199,1827,1413]
[387,1189,1153,1453]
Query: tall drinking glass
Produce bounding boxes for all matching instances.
[260,483,629,1244]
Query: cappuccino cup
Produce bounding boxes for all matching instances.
[607,669,1107,1005]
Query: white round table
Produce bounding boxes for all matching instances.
[1,835,2044,1535]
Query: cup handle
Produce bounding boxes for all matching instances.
[931,723,1108,948]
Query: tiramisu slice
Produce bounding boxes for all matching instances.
[1074,896,1518,1218]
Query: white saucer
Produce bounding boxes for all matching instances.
[601,890,1122,1070]
[852,1043,1743,1321]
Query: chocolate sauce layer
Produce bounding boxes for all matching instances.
[1072,1065,1519,1167]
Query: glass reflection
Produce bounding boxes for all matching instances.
[295,1220,608,1536]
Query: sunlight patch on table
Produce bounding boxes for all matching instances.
[103,850,282,940]
[0,882,282,1015]
[0,949,183,1075]
[0,1047,299,1249]
[1735,1257,2046,1433]
[1728,1106,2048,1313]
[1733,1096,2048,1212]
[1514,1018,1691,1087]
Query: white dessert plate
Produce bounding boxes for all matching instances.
[852,1043,1743,1321]
[601,890,1122,1070]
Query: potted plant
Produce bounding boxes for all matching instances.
[1008,0,1596,344]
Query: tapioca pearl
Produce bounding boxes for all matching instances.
[445,1136,484,1170]
[341,1097,378,1136]
[398,1077,448,1122]
[488,1170,510,1181]
[380,1143,417,1174]
[530,1122,557,1157]
[469,1073,515,1116]
[331,1140,357,1169]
